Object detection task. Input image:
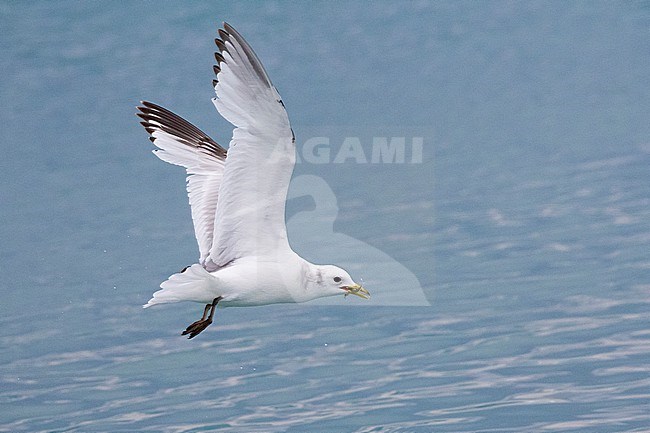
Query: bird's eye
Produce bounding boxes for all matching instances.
[333,276,342,283]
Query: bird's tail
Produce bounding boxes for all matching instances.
[143,264,217,308]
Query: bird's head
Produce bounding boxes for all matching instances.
[312,265,370,300]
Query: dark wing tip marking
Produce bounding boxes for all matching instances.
[222,22,237,36]
[213,39,227,87]
[217,28,229,42]
[213,23,273,89]
[136,101,227,161]
[214,38,227,54]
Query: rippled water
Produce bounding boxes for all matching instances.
[1,1,649,432]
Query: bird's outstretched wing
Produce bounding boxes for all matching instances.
[136,101,227,267]
[207,23,295,269]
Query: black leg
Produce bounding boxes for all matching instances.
[200,303,211,321]
[181,297,223,339]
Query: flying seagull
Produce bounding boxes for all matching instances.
[136,22,369,338]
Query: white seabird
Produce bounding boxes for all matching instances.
[136,22,369,338]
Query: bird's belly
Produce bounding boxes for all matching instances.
[212,258,305,307]
[220,287,296,307]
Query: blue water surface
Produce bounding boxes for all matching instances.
[1,1,649,432]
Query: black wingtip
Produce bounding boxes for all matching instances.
[136,101,149,116]
[135,101,227,160]
[215,38,226,53]
[223,22,237,36]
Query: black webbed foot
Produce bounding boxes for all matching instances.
[182,318,212,339]
[181,296,222,339]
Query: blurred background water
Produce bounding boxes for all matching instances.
[1,1,649,431]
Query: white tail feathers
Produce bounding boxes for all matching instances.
[143,264,218,308]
